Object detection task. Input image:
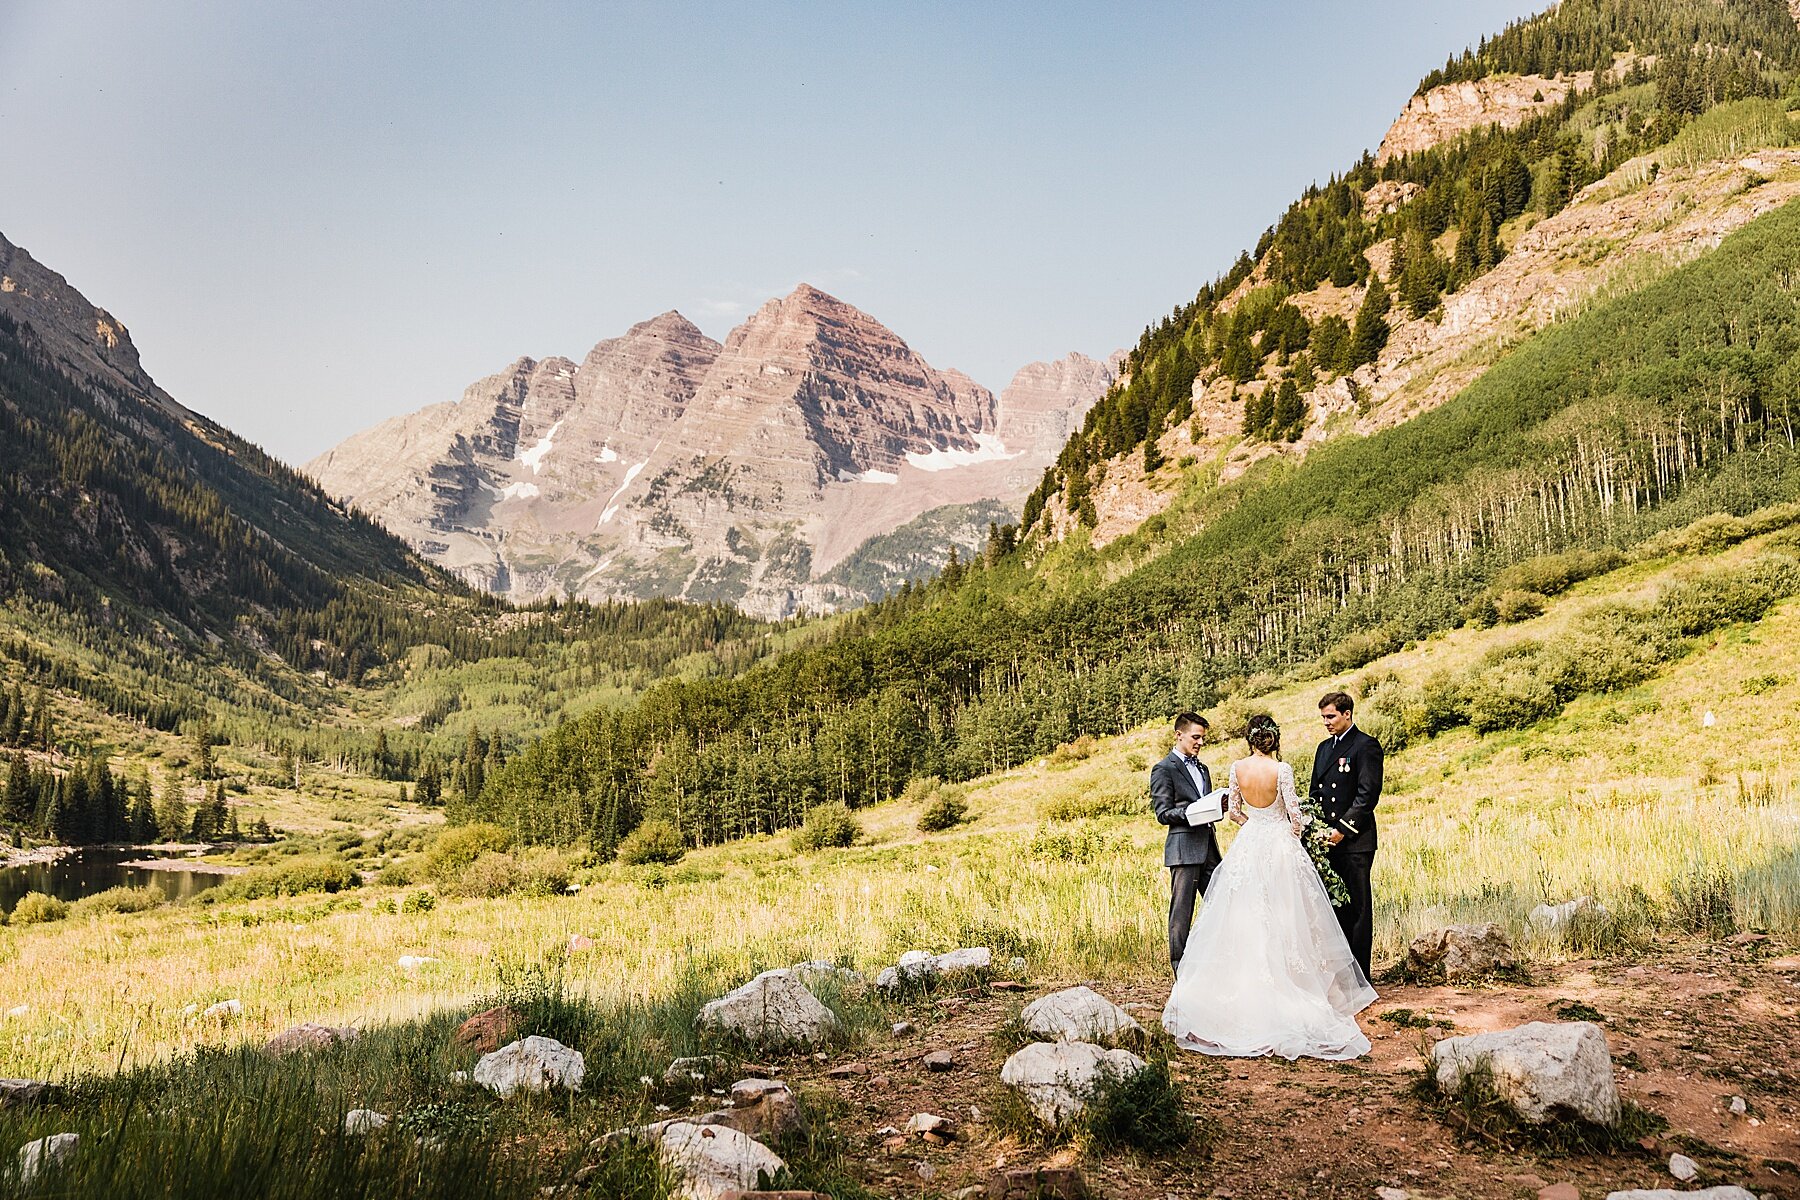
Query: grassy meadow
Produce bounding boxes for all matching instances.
[3,534,1797,1085]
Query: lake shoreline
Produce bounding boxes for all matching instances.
[0,845,74,870]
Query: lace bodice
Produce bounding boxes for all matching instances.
[1229,760,1306,837]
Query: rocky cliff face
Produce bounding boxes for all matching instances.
[308,287,1115,617]
[1376,69,1596,164]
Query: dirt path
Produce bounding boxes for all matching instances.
[765,941,1800,1198]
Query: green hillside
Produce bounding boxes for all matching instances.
[472,65,1800,850]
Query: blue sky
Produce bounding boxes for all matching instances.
[1,1,1545,463]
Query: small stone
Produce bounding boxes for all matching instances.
[891,1021,916,1036]
[396,955,438,971]
[1668,1152,1698,1181]
[343,1109,389,1135]
[826,1062,870,1078]
[917,1161,937,1180]
[664,1054,733,1087]
[923,1050,955,1072]
[1376,1189,1411,1200]
[201,998,243,1019]
[567,934,594,952]
[905,1112,954,1137]
[1729,1095,1748,1116]
[5,1005,29,1018]
[1537,1184,1579,1200]
[729,1078,787,1106]
[1509,1176,1550,1190]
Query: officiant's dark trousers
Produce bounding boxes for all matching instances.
[1168,864,1215,968]
[1329,849,1375,977]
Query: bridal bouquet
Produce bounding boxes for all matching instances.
[1298,792,1351,908]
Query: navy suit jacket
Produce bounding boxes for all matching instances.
[1310,725,1382,854]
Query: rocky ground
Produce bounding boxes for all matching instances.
[744,940,1800,1198]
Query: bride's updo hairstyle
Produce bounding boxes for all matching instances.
[1246,715,1281,756]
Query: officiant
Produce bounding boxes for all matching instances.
[1150,712,1227,973]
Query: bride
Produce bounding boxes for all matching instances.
[1162,714,1377,1060]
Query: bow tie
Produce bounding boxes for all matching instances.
[1183,755,1200,766]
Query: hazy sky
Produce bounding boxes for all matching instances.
[1,1,1546,464]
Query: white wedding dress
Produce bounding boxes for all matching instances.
[1162,760,1376,1060]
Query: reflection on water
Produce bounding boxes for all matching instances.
[0,848,228,914]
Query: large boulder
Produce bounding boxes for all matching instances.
[1406,923,1517,981]
[999,1041,1147,1128]
[264,1023,358,1057]
[933,947,992,977]
[1020,986,1143,1045]
[1431,1021,1619,1126]
[651,1122,787,1200]
[696,970,838,1047]
[473,1035,586,1098]
[17,1133,77,1184]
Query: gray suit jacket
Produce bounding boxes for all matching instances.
[1149,751,1223,868]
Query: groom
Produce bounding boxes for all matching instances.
[1150,712,1224,973]
[1312,691,1382,977]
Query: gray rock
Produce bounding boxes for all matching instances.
[1431,1021,1619,1126]
[891,1021,917,1037]
[473,1035,586,1097]
[696,969,839,1047]
[201,998,243,1019]
[790,960,863,987]
[1669,1153,1699,1181]
[1604,1190,1755,1200]
[999,1041,1147,1128]
[343,1109,389,1134]
[16,1132,77,1184]
[1529,896,1609,932]
[651,1121,786,1200]
[1406,923,1517,981]
[923,1050,956,1072]
[1020,986,1144,1045]
[933,947,992,976]
[0,1079,55,1109]
[264,1023,359,1056]
[663,1055,733,1086]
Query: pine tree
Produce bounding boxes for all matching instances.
[155,775,187,845]
[1242,388,1274,439]
[1143,436,1165,473]
[2,751,31,827]
[0,683,19,746]
[1350,277,1391,367]
[415,762,442,807]
[1272,379,1306,441]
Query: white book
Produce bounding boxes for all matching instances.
[1184,788,1229,826]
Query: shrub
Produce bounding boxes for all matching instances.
[1043,781,1142,821]
[376,860,414,887]
[791,802,860,852]
[517,847,577,896]
[1654,571,1779,637]
[216,855,358,900]
[1466,659,1560,733]
[9,891,69,924]
[445,850,524,898]
[1082,1055,1195,1153]
[1669,866,1737,938]
[420,823,514,884]
[918,787,970,833]
[1495,548,1623,597]
[399,890,436,914]
[1207,698,1270,742]
[70,885,164,916]
[1491,589,1548,624]
[1321,624,1406,673]
[1047,735,1099,766]
[1027,821,1124,863]
[617,819,686,865]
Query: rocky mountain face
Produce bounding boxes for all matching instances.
[1375,68,1597,163]
[309,287,1115,617]
[0,231,432,654]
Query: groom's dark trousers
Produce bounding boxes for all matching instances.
[1313,725,1384,977]
[1150,751,1222,969]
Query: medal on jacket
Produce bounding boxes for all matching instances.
[1339,757,1349,772]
